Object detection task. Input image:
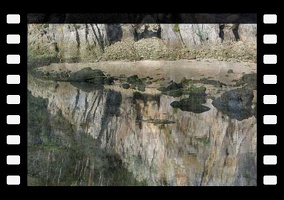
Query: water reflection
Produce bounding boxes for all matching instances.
[170,95,210,113]
[28,91,143,186]
[28,75,256,186]
[212,88,254,121]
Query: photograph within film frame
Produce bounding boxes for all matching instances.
[1,13,279,188]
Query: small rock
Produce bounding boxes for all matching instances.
[227,69,234,74]
[122,83,130,89]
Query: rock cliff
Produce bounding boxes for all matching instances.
[28,22,256,64]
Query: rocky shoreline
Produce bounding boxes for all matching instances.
[30,59,256,121]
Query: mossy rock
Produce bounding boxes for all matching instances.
[122,83,130,89]
[158,82,206,97]
[69,68,106,84]
[188,85,206,94]
[157,82,184,97]
[127,75,139,84]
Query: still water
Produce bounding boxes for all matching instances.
[28,72,256,186]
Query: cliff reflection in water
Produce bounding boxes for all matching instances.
[28,75,256,186]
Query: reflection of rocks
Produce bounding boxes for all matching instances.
[170,95,210,113]
[212,88,254,121]
[70,82,103,92]
[28,75,256,186]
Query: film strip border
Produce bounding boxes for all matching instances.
[0,12,279,187]
[2,13,27,186]
[260,13,279,186]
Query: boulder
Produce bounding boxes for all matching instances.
[212,88,254,120]
[69,68,106,85]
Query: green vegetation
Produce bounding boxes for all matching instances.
[173,24,180,32]
[188,85,206,94]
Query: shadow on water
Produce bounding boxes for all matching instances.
[96,90,122,145]
[28,90,144,186]
[132,92,161,129]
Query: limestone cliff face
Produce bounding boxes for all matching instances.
[28,76,256,186]
[28,24,109,61]
[28,23,256,62]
